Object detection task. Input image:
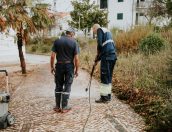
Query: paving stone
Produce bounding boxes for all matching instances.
[0,64,145,132]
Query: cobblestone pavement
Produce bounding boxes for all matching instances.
[1,64,145,132]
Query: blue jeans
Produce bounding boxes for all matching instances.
[55,63,74,108]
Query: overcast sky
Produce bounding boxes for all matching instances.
[40,0,73,12]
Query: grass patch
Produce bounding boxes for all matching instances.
[113,47,172,131]
[114,26,153,53]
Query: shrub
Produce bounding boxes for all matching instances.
[27,36,56,54]
[29,37,41,45]
[139,34,165,55]
[115,26,153,53]
[40,45,51,53]
[147,101,172,131]
[43,37,56,45]
[30,45,38,52]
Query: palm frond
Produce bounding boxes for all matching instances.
[1,0,55,35]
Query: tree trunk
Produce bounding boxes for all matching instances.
[17,32,26,74]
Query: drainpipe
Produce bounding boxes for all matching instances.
[107,0,109,28]
[132,0,134,28]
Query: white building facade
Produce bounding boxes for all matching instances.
[97,0,153,30]
[42,0,155,31]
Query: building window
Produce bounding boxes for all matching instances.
[118,0,124,2]
[53,0,56,6]
[139,13,144,16]
[117,13,123,20]
[100,0,108,9]
[135,13,138,25]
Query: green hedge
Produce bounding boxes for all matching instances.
[139,34,165,55]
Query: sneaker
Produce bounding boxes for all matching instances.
[95,98,110,103]
[53,107,61,112]
[61,106,71,113]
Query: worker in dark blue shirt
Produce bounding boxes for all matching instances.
[50,28,79,113]
[92,24,117,103]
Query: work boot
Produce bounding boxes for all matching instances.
[108,94,112,101]
[54,92,61,112]
[95,96,110,103]
[61,93,71,113]
[53,107,61,112]
[61,106,72,113]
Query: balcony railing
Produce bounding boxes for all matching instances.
[136,1,152,9]
[136,1,152,13]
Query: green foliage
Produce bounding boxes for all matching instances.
[146,101,172,131]
[69,0,108,30]
[166,0,172,16]
[115,26,153,53]
[28,37,56,45]
[26,37,55,54]
[155,0,172,24]
[31,4,55,31]
[167,21,172,28]
[139,34,165,55]
[30,45,38,52]
[40,45,50,53]
[133,99,172,131]
[0,0,54,34]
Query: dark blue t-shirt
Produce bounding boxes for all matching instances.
[51,36,78,62]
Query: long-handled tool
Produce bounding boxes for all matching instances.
[85,63,96,92]
[82,63,96,132]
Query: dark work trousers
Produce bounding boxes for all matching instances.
[55,63,74,108]
[100,59,116,101]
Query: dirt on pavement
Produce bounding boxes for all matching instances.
[0,63,145,132]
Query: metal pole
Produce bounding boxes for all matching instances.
[79,15,81,30]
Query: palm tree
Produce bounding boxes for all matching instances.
[0,0,36,74]
[0,0,54,74]
[31,3,55,43]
